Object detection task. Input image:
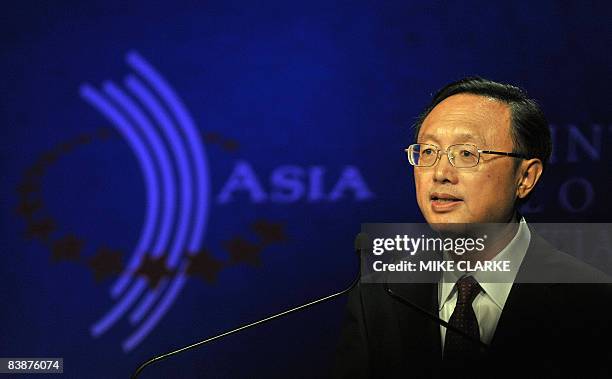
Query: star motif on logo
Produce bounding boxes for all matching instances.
[25,218,56,240]
[203,132,220,143]
[40,150,60,165]
[57,140,80,154]
[75,133,94,145]
[51,234,83,262]
[88,247,124,282]
[135,255,173,289]
[96,127,113,140]
[185,248,225,284]
[251,220,286,244]
[202,131,239,152]
[223,237,263,267]
[221,139,238,152]
[16,181,40,197]
[16,199,43,218]
[25,163,46,179]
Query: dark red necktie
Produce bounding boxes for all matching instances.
[443,275,483,362]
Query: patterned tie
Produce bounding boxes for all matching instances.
[443,275,483,362]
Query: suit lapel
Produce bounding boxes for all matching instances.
[489,232,556,351]
[386,282,442,366]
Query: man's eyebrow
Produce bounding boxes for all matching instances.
[418,132,486,145]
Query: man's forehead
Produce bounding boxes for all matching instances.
[418,93,511,145]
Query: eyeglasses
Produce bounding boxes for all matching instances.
[405,143,528,168]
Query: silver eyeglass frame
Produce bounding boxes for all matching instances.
[405,143,528,168]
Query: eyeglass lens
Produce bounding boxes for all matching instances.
[408,144,479,168]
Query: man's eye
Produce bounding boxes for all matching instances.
[422,148,434,155]
[460,150,473,157]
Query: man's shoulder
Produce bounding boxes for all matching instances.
[518,231,612,284]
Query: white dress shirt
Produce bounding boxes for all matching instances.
[438,218,531,350]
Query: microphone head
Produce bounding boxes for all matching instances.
[354,232,370,254]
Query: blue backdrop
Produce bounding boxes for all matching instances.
[1,1,611,377]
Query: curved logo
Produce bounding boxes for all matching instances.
[80,51,210,352]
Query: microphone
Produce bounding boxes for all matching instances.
[384,282,488,351]
[131,233,368,378]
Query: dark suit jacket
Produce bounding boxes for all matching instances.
[333,233,612,378]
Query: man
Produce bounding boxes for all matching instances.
[333,77,611,378]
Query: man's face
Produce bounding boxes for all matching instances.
[414,93,521,224]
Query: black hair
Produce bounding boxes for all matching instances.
[414,76,552,170]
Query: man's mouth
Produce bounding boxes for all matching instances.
[430,192,463,211]
[430,193,463,202]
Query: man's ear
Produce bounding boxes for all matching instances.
[516,158,544,199]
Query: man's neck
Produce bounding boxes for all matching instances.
[451,212,521,262]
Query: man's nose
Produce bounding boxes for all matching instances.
[433,151,458,183]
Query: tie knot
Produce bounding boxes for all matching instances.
[455,275,481,305]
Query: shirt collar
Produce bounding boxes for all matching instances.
[438,217,531,310]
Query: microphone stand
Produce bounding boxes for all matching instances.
[384,282,489,351]
[131,234,366,378]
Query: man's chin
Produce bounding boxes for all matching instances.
[424,212,479,234]
[425,211,471,225]
[428,223,475,239]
